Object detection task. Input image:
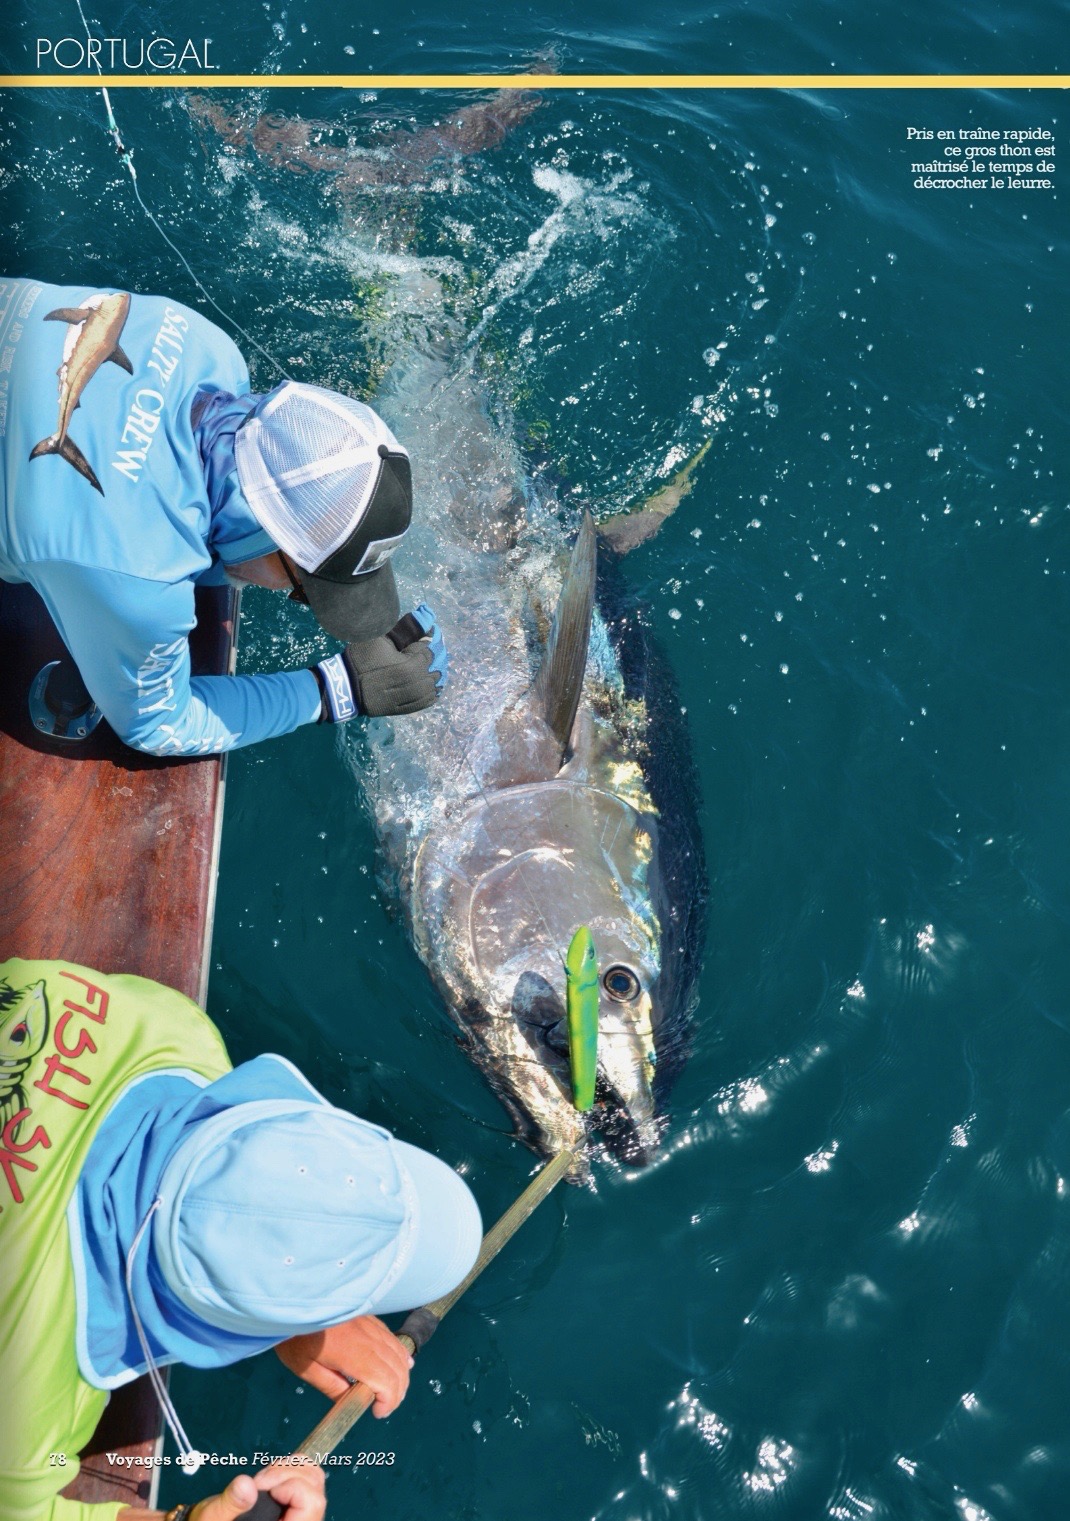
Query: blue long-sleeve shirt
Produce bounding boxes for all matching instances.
[0,277,322,754]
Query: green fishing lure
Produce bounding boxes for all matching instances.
[565,926,599,1112]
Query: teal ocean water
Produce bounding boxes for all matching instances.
[2,4,1067,1518]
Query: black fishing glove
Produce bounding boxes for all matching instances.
[312,606,448,722]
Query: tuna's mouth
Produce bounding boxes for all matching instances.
[510,971,661,1167]
[512,972,571,1076]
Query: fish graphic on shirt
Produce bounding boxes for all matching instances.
[0,978,50,1142]
[29,291,133,494]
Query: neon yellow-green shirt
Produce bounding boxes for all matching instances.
[0,958,231,1521]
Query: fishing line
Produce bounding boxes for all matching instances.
[64,8,567,976]
[72,0,291,383]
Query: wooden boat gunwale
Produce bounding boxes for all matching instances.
[0,580,238,1510]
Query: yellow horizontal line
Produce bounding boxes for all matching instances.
[0,73,1065,90]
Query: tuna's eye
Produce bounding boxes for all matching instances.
[603,965,641,1003]
[9,1023,27,1045]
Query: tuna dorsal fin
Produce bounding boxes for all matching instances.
[534,512,596,755]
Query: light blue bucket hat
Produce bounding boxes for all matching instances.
[152,1098,481,1339]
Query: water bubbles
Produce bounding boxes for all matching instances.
[668,608,682,621]
[698,1413,729,1447]
[717,1075,768,1116]
[956,1500,996,1521]
[830,1489,881,1519]
[745,1439,796,1493]
[671,1385,732,1451]
[702,347,720,366]
[806,1140,839,1173]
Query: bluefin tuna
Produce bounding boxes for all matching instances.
[187,91,707,1169]
[356,347,707,1172]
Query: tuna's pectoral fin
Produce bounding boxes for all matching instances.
[108,345,133,374]
[533,511,596,756]
[44,307,89,325]
[598,438,712,555]
[597,507,671,554]
[29,434,104,495]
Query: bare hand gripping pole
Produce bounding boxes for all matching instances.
[243,1146,575,1521]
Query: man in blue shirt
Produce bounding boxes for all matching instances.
[0,277,447,756]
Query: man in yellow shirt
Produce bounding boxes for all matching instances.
[0,958,481,1521]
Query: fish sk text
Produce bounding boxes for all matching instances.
[0,971,109,1211]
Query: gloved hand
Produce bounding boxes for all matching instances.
[312,605,448,723]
